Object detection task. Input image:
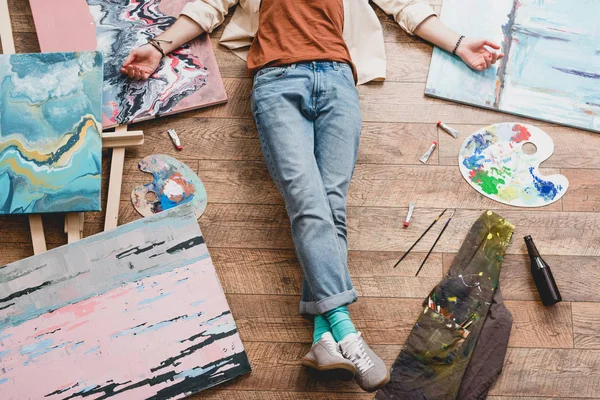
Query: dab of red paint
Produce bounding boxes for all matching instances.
[511,124,531,143]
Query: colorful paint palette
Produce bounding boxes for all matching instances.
[132,154,207,219]
[458,123,568,207]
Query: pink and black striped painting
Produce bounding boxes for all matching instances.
[0,204,250,399]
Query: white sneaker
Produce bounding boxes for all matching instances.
[301,332,356,380]
[339,332,390,392]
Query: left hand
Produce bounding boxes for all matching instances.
[456,38,504,71]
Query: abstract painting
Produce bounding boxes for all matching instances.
[459,123,568,207]
[0,204,251,399]
[425,0,600,133]
[132,154,207,219]
[29,0,228,128]
[0,52,103,214]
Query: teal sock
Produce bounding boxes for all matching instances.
[324,306,357,342]
[313,315,332,344]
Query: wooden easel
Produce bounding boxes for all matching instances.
[103,126,144,231]
[1,1,143,252]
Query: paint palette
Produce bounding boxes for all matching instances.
[458,123,568,207]
[132,154,207,219]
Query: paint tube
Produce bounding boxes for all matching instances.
[167,129,182,151]
[437,121,459,138]
[419,142,437,164]
[404,202,415,227]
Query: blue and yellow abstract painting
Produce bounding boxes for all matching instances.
[0,52,103,214]
[425,0,600,133]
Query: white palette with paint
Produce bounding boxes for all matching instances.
[458,123,568,207]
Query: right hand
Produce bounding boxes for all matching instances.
[120,45,163,80]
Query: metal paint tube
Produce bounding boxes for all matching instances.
[404,202,415,227]
[167,129,182,151]
[419,141,437,164]
[437,121,459,138]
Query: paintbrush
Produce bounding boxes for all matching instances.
[415,211,455,276]
[393,208,448,268]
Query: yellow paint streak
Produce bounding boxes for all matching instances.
[55,118,99,167]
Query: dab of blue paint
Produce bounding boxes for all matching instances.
[0,377,8,385]
[463,154,485,170]
[529,167,559,200]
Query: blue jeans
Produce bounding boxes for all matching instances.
[251,62,361,316]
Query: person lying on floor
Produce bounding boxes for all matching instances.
[120,0,501,392]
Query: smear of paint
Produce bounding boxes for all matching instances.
[471,170,505,195]
[510,124,531,143]
[553,67,600,80]
[529,167,560,201]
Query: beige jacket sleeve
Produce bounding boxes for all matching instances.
[372,0,436,35]
[180,0,240,33]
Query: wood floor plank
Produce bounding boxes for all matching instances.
[227,295,424,345]
[488,397,592,400]
[573,302,600,350]
[348,165,561,210]
[357,82,559,125]
[227,294,573,348]
[81,204,600,258]
[179,161,562,211]
[193,390,374,400]
[142,78,571,124]
[126,120,441,165]
[211,249,441,298]
[347,208,600,256]
[489,348,600,397]
[444,253,600,303]
[215,342,399,393]
[8,0,33,16]
[438,124,600,169]
[192,343,600,397]
[562,169,600,212]
[503,301,573,349]
[358,122,439,164]
[128,117,262,161]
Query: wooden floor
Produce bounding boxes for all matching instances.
[3,1,600,398]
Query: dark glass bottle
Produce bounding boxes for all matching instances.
[524,235,562,306]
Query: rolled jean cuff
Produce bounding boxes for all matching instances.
[299,288,358,316]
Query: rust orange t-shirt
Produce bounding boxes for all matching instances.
[246,0,356,81]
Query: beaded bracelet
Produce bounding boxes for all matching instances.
[452,35,465,56]
[147,38,173,58]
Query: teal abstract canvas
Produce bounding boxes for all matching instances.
[425,0,600,133]
[0,52,103,214]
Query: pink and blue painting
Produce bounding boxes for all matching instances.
[425,0,600,133]
[0,52,103,214]
[0,204,251,399]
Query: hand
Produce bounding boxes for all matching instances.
[120,45,163,80]
[456,38,504,71]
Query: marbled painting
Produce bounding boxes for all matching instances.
[29,0,228,128]
[425,0,600,133]
[0,204,251,399]
[0,52,102,214]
